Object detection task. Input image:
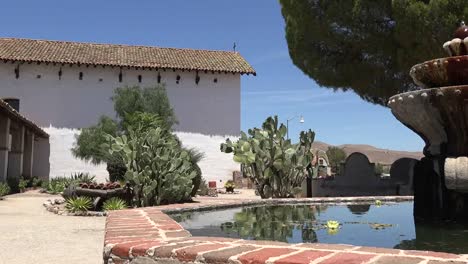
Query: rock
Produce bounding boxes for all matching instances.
[207,188,218,197]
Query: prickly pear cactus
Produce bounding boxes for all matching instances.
[221,116,315,198]
[106,127,196,207]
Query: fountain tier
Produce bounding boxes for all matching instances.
[389,23,468,220]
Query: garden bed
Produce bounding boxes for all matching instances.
[43,198,107,216]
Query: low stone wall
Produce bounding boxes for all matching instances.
[103,197,467,264]
[308,178,413,197]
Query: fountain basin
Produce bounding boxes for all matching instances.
[410,56,468,88]
[388,85,468,157]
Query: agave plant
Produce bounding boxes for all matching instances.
[185,147,205,197]
[70,172,96,184]
[102,197,127,211]
[65,196,93,213]
[221,115,315,198]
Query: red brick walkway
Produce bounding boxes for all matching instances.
[103,196,468,264]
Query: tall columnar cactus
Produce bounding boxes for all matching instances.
[106,127,196,207]
[221,116,315,198]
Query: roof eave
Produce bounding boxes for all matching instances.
[0,58,256,76]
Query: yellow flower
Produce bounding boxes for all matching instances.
[326,220,340,229]
[326,220,340,235]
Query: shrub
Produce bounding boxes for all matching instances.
[102,197,127,211]
[18,178,28,191]
[107,127,196,207]
[46,178,69,194]
[72,116,119,165]
[107,159,127,182]
[197,178,209,196]
[41,180,48,190]
[221,115,315,198]
[32,177,42,188]
[0,183,10,197]
[65,196,93,213]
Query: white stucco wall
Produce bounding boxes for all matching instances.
[44,127,108,180]
[45,127,238,183]
[175,132,239,185]
[0,62,242,182]
[0,63,241,135]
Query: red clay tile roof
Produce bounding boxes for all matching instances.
[0,38,256,75]
[0,99,48,138]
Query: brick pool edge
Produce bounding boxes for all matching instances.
[103,196,468,264]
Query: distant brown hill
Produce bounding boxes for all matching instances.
[312,141,423,165]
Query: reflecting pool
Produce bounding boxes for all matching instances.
[170,202,468,253]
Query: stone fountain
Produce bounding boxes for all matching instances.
[389,23,468,220]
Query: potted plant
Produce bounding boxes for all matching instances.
[224,180,236,193]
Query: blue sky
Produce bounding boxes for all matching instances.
[0,0,424,151]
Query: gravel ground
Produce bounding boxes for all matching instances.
[0,190,105,264]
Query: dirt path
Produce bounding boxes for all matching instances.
[0,191,105,264]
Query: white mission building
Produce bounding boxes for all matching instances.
[0,37,255,183]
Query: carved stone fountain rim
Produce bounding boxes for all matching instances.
[388,84,467,103]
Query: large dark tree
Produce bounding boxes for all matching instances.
[280,0,468,105]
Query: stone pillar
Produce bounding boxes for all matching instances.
[22,131,34,179]
[8,125,24,180]
[32,137,50,181]
[413,157,448,220]
[0,116,10,182]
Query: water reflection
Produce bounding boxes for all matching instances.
[219,205,327,243]
[395,221,468,254]
[171,202,468,254]
[347,204,371,215]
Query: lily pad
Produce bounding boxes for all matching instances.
[370,223,393,230]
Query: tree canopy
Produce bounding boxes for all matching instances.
[279,0,468,106]
[72,85,176,165]
[113,85,178,128]
[326,146,347,174]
